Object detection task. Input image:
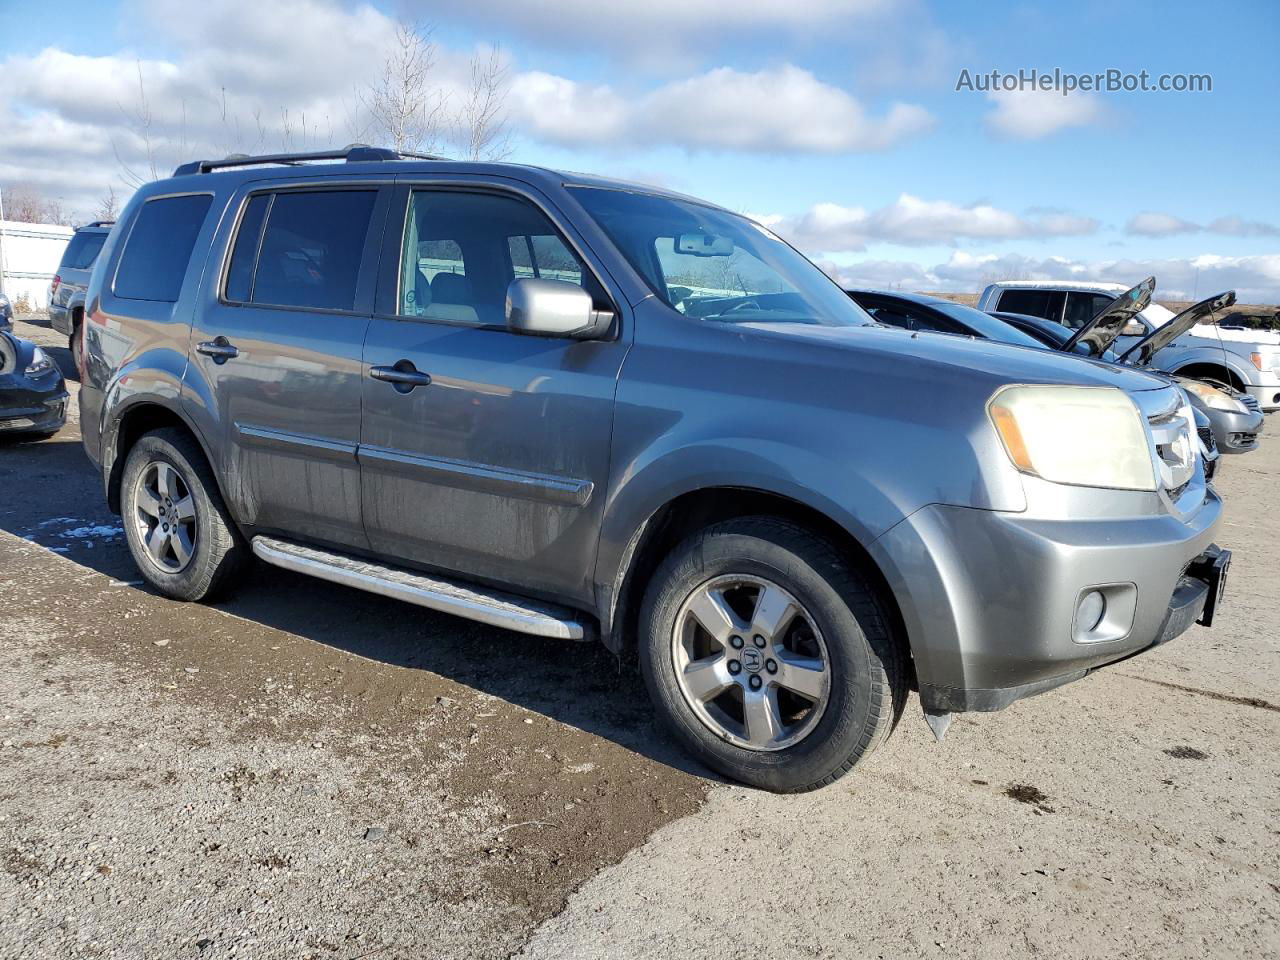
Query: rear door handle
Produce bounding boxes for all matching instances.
[370,364,433,390]
[196,337,239,363]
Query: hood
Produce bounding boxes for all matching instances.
[1140,303,1280,346]
[735,319,1172,396]
[1060,277,1155,357]
[1117,290,1236,366]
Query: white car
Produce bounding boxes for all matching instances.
[977,280,1280,411]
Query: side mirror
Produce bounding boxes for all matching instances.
[1122,321,1146,336]
[505,278,613,339]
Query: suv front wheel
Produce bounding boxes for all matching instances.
[639,518,906,792]
[120,428,245,601]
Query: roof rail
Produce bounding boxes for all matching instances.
[82,220,115,229]
[172,144,450,177]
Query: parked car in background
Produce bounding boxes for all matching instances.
[977,280,1280,411]
[0,329,67,438]
[79,146,1229,792]
[992,307,1264,455]
[846,286,1263,460]
[48,220,113,370]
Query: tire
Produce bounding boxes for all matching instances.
[69,325,83,373]
[120,428,245,601]
[639,517,906,793]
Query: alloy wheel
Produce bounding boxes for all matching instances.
[132,460,198,573]
[671,574,831,751]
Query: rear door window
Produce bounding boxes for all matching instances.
[225,190,377,311]
[114,194,213,302]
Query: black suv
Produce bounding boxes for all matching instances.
[49,220,113,368]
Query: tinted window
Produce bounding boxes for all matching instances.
[398,190,592,326]
[250,190,376,311]
[225,194,270,303]
[861,300,952,333]
[61,231,107,270]
[114,195,213,302]
[997,289,1066,322]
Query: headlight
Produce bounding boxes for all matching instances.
[989,385,1155,491]
[1180,378,1247,414]
[25,346,54,377]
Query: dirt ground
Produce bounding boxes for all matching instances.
[2,316,1278,959]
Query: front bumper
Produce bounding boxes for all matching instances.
[0,375,68,435]
[1209,406,1265,453]
[1243,381,1280,412]
[869,491,1223,713]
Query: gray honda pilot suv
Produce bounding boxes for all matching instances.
[79,147,1230,791]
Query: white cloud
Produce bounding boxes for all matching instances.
[0,1,931,219]
[1208,216,1280,237]
[1126,211,1202,237]
[823,251,1280,303]
[407,0,898,62]
[509,66,933,153]
[985,89,1106,139]
[763,193,1099,252]
[1126,211,1280,238]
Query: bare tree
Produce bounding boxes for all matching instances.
[360,21,445,153]
[95,187,120,223]
[114,61,162,188]
[1,183,71,225]
[455,47,512,161]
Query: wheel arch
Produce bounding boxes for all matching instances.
[599,485,913,686]
[1165,358,1249,391]
[106,401,221,514]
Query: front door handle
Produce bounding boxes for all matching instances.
[196,337,239,363]
[370,363,433,391]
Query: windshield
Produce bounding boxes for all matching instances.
[570,187,873,327]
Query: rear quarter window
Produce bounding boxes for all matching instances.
[114,194,213,302]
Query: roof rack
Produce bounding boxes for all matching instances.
[82,220,115,229]
[172,144,450,177]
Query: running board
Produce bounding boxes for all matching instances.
[251,536,586,641]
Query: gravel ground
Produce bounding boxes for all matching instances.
[3,315,1278,959]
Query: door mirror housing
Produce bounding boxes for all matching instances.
[505,278,613,339]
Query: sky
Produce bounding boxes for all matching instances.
[1,0,1277,300]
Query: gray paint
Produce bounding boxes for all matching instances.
[79,157,1225,713]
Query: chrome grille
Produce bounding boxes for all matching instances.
[1147,399,1196,498]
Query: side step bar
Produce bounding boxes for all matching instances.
[251,536,586,641]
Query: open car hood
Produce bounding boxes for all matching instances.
[1117,290,1237,366]
[1060,277,1155,357]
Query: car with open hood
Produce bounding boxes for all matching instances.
[848,282,1263,458]
[977,279,1280,411]
[992,288,1264,455]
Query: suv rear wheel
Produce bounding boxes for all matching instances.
[639,517,906,792]
[120,428,245,601]
[69,322,83,374]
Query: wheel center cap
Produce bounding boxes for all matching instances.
[742,648,764,673]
